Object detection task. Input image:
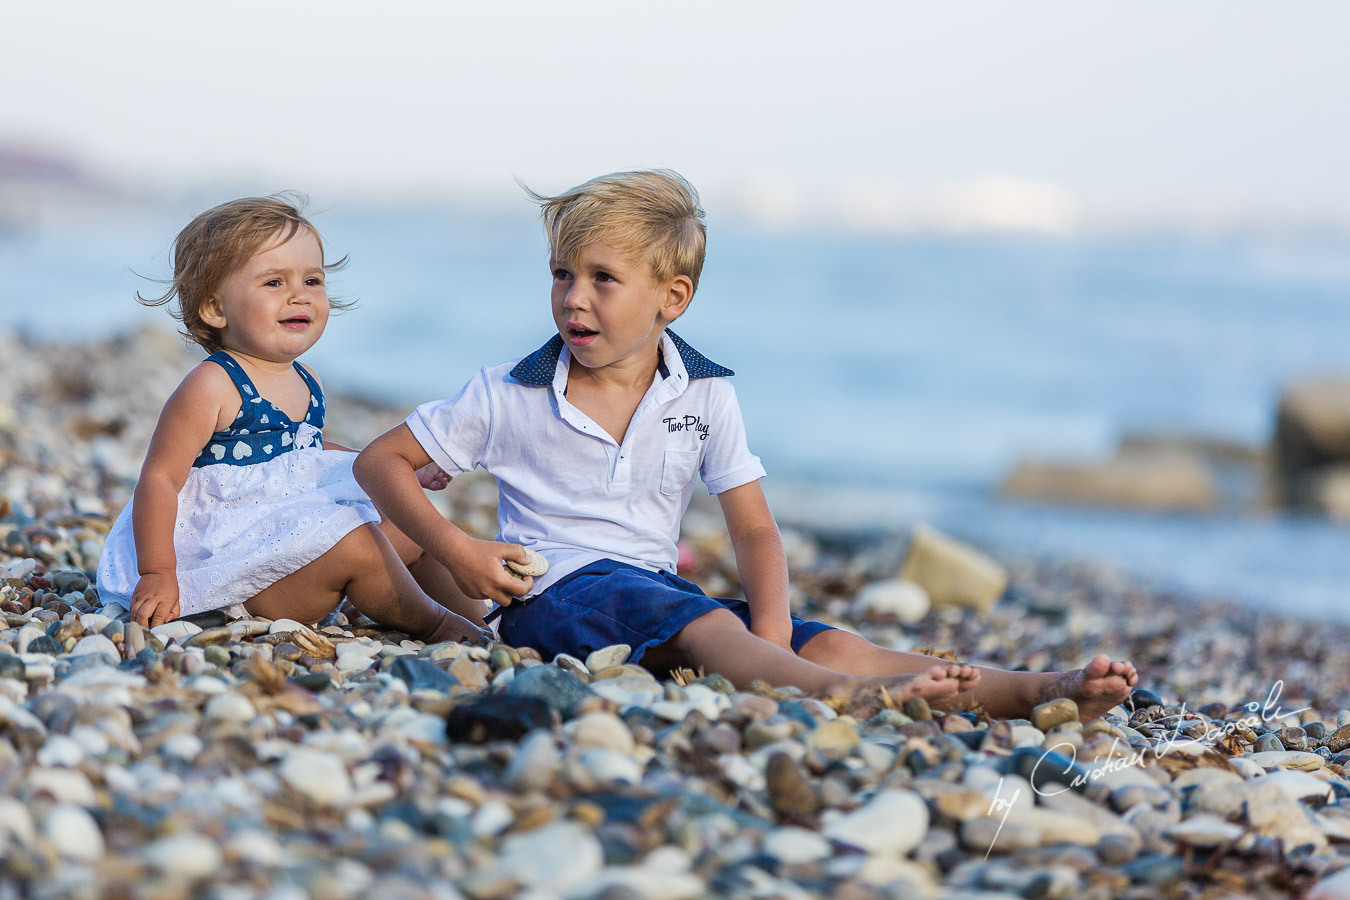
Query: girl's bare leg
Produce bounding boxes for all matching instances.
[378,519,490,626]
[244,524,488,644]
[797,629,1137,720]
[644,609,979,705]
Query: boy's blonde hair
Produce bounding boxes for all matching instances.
[139,194,349,353]
[528,170,706,294]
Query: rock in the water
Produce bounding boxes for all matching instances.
[1001,448,1217,513]
[1274,377,1350,511]
[898,526,1008,615]
[445,694,556,742]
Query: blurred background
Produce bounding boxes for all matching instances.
[2,2,1348,614]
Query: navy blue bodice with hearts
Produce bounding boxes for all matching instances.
[192,351,326,467]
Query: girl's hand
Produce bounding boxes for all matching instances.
[447,539,536,607]
[132,572,181,629]
[415,463,450,491]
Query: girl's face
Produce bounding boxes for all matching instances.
[202,228,329,364]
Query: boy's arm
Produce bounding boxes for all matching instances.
[717,480,793,651]
[354,424,533,605]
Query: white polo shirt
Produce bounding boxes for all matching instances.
[406,330,766,597]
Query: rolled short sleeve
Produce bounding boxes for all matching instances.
[406,369,494,477]
[699,380,766,495]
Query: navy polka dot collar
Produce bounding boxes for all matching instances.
[509,329,734,385]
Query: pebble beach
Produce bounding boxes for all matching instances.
[4,329,1350,900]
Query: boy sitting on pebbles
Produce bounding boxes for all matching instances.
[355,170,1136,717]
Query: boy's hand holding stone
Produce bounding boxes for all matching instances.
[415,463,450,491]
[446,537,537,605]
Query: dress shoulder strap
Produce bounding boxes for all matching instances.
[204,351,262,402]
[291,361,327,427]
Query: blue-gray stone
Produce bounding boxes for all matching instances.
[387,656,459,692]
[1122,854,1186,885]
[26,635,60,655]
[1005,746,1100,797]
[507,665,594,715]
[0,653,24,680]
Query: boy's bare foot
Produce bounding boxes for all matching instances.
[424,610,493,646]
[837,663,981,709]
[1037,654,1138,720]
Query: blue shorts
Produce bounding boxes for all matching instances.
[496,559,836,664]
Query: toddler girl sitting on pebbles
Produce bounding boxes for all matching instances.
[97,196,490,644]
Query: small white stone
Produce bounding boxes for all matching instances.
[585,644,632,674]
[268,618,308,635]
[1165,815,1245,847]
[144,832,223,878]
[162,733,204,762]
[496,821,604,890]
[337,654,374,673]
[336,640,380,659]
[823,789,929,856]
[471,799,514,837]
[1246,750,1326,770]
[851,579,930,624]
[79,614,111,634]
[28,768,96,806]
[152,621,202,642]
[506,731,560,792]
[763,826,832,864]
[279,750,352,806]
[36,734,86,768]
[69,634,121,666]
[226,829,285,867]
[0,797,35,845]
[43,804,104,861]
[204,692,256,724]
[15,626,45,654]
[571,712,635,755]
[579,748,644,784]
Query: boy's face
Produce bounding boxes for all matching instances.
[550,239,691,375]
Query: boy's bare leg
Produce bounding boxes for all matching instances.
[797,629,1136,721]
[378,519,490,626]
[646,609,980,705]
[244,524,488,644]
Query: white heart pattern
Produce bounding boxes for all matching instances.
[260,415,269,424]
[281,432,292,446]
[264,445,274,454]
[210,444,226,460]
[232,442,252,460]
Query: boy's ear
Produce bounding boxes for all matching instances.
[200,295,227,329]
[658,275,695,323]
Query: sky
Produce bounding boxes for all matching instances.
[3,1,1349,230]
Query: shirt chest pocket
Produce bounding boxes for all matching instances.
[660,449,702,496]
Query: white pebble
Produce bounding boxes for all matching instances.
[152,621,202,642]
[279,749,352,806]
[823,789,929,856]
[268,619,308,635]
[36,734,86,768]
[28,767,96,806]
[43,804,104,861]
[851,579,930,624]
[144,832,223,878]
[337,654,374,673]
[162,733,204,762]
[0,797,35,845]
[571,712,635,755]
[226,829,284,867]
[471,800,514,837]
[585,644,632,674]
[496,821,604,890]
[204,692,257,725]
[69,634,121,666]
[763,826,832,864]
[579,748,644,784]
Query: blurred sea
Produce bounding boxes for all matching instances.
[2,202,1348,618]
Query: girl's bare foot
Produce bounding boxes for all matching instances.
[1037,654,1138,720]
[836,663,981,708]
